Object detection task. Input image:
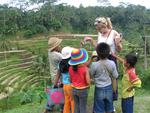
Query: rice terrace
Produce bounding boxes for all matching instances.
[0,0,150,113]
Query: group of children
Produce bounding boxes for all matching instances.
[44,37,141,113]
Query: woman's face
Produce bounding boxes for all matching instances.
[55,45,62,52]
[95,23,106,33]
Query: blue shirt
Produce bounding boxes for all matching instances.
[61,72,71,84]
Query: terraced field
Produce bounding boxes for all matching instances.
[0,38,149,113]
[0,49,48,100]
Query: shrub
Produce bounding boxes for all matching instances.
[140,69,150,89]
[20,90,33,105]
[33,25,48,34]
[23,30,34,38]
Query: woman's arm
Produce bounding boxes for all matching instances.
[114,31,122,51]
[80,37,97,48]
[112,53,124,64]
[82,37,97,48]
[91,38,97,48]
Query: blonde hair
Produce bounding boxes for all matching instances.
[95,17,112,29]
[105,17,112,29]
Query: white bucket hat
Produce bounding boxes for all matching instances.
[61,46,74,59]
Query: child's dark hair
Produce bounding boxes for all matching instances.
[72,65,78,72]
[59,58,70,73]
[125,53,137,67]
[96,42,110,59]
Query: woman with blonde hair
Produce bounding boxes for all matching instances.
[93,17,122,54]
[91,17,123,103]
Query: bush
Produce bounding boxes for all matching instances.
[52,20,62,31]
[23,30,34,38]
[45,19,62,31]
[140,69,150,89]
[33,25,47,34]
[29,25,48,34]
[20,90,34,105]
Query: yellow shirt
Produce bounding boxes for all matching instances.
[122,68,141,99]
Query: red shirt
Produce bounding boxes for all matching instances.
[127,68,139,83]
[69,65,88,89]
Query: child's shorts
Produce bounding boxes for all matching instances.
[93,85,114,113]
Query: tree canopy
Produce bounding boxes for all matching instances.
[0,1,150,44]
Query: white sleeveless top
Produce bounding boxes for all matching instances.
[97,30,116,53]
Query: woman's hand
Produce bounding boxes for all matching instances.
[114,35,121,44]
[80,40,85,47]
[114,32,123,51]
[114,37,122,51]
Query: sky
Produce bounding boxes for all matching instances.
[0,0,150,9]
[57,0,150,8]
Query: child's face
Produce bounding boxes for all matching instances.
[124,59,130,68]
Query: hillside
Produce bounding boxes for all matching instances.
[0,37,150,113]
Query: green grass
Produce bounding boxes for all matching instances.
[0,37,150,113]
[0,84,150,113]
[0,54,21,66]
[17,38,92,55]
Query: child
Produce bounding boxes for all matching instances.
[44,37,63,113]
[112,53,141,113]
[54,46,75,113]
[69,48,91,113]
[90,43,118,113]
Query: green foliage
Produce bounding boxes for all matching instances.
[1,85,150,113]
[32,54,50,78]
[1,3,150,43]
[23,30,34,38]
[0,36,150,113]
[0,85,5,93]
[32,25,47,34]
[20,87,46,105]
[20,90,33,105]
[0,36,12,51]
[139,68,150,89]
[50,19,62,30]
[0,87,46,111]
